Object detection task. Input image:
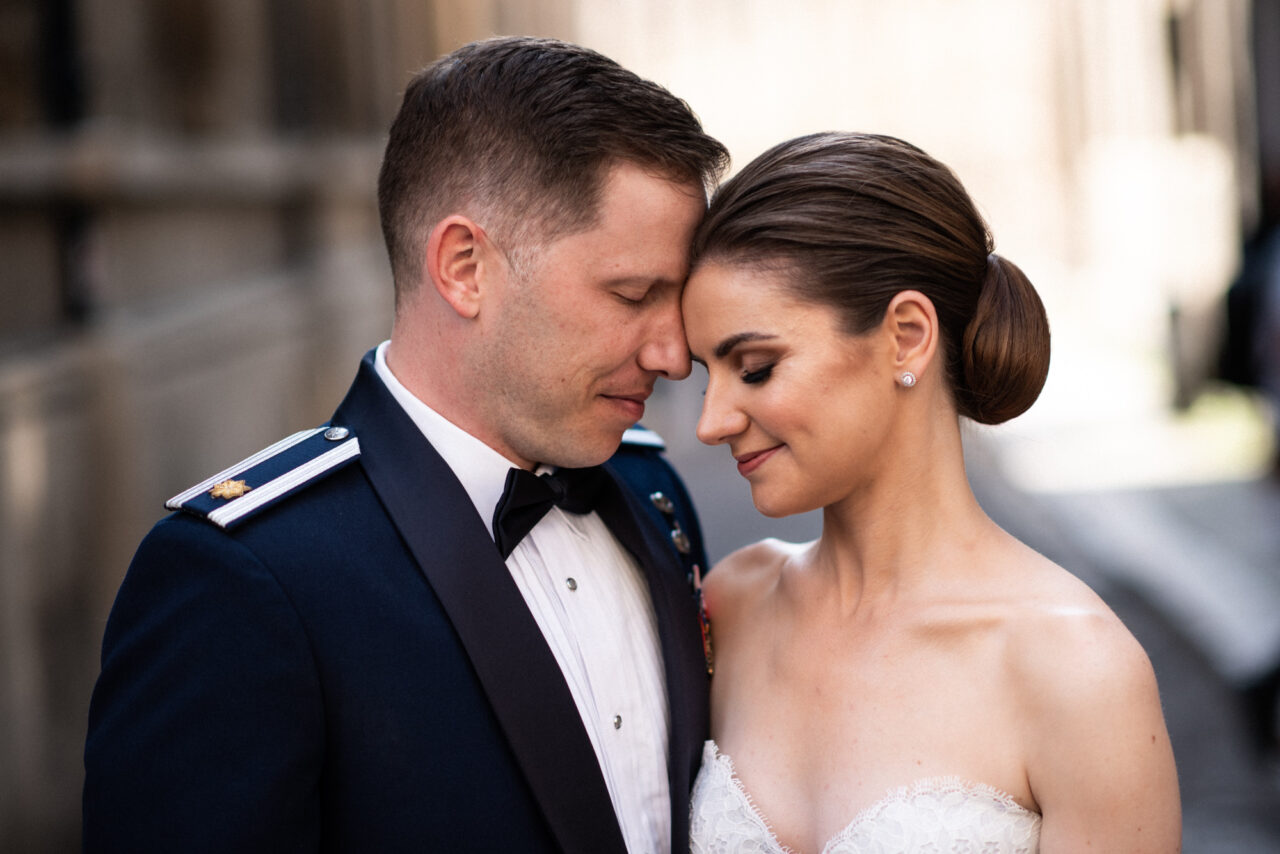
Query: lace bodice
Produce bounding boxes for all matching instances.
[690,740,1040,854]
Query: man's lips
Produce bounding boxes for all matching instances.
[734,445,782,476]
[602,391,650,419]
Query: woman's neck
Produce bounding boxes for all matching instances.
[806,414,995,614]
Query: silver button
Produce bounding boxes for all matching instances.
[649,491,674,514]
[323,426,350,441]
[566,577,577,591]
[671,521,691,554]
[613,715,622,730]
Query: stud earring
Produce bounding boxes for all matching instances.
[899,371,917,387]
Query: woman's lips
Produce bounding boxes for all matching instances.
[734,445,781,477]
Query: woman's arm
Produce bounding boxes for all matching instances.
[1020,608,1181,851]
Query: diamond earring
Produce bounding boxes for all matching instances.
[899,371,917,387]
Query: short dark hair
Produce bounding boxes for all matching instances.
[693,132,1050,425]
[378,36,729,300]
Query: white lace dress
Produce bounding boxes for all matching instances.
[690,741,1041,854]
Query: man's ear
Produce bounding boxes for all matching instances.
[883,289,940,378]
[423,215,501,319]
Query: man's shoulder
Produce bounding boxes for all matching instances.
[607,424,678,483]
[164,423,363,532]
[617,424,666,452]
[606,423,706,564]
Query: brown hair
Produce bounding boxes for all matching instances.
[378,36,729,302]
[692,132,1049,425]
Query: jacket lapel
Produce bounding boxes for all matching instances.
[595,468,708,853]
[332,354,627,854]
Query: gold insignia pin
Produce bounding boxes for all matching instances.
[210,479,251,500]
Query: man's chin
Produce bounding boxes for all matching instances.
[543,429,626,469]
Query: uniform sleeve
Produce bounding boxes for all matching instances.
[83,514,324,853]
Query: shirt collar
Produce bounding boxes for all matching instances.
[374,340,522,537]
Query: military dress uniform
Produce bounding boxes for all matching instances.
[83,347,710,854]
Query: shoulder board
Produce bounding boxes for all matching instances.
[620,425,665,450]
[165,424,360,529]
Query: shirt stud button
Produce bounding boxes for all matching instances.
[613,715,622,730]
[566,577,577,591]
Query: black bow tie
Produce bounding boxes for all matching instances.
[492,466,608,559]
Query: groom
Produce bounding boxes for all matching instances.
[83,36,727,853]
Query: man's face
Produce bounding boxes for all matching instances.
[478,162,704,469]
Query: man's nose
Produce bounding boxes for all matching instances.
[637,300,692,380]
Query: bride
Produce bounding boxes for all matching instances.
[683,132,1181,852]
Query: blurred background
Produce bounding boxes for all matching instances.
[2,0,1278,849]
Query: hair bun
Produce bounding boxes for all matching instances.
[956,253,1050,424]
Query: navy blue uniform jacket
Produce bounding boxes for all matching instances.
[83,350,710,853]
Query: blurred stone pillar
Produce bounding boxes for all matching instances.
[0,2,594,850]
[432,0,574,52]
[0,347,108,852]
[80,0,273,133]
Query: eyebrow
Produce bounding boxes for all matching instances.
[691,331,779,365]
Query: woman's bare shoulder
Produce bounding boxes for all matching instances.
[703,538,812,618]
[994,547,1164,756]
[996,552,1180,844]
[1014,549,1143,655]
[994,545,1147,680]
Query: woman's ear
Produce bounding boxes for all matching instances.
[883,289,939,379]
[422,215,502,319]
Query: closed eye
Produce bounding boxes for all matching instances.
[616,290,651,305]
[612,279,671,306]
[742,364,774,384]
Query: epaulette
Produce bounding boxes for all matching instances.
[620,425,665,450]
[165,424,360,529]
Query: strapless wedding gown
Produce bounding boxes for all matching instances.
[690,740,1040,853]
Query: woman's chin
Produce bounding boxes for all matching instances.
[749,489,813,519]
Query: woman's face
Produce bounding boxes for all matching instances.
[683,262,900,518]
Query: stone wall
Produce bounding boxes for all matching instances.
[0,2,572,848]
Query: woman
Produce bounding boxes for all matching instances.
[685,133,1180,852]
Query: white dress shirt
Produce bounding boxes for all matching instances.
[374,341,671,854]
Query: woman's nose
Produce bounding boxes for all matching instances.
[695,379,747,446]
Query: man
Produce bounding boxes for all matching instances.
[83,36,728,853]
